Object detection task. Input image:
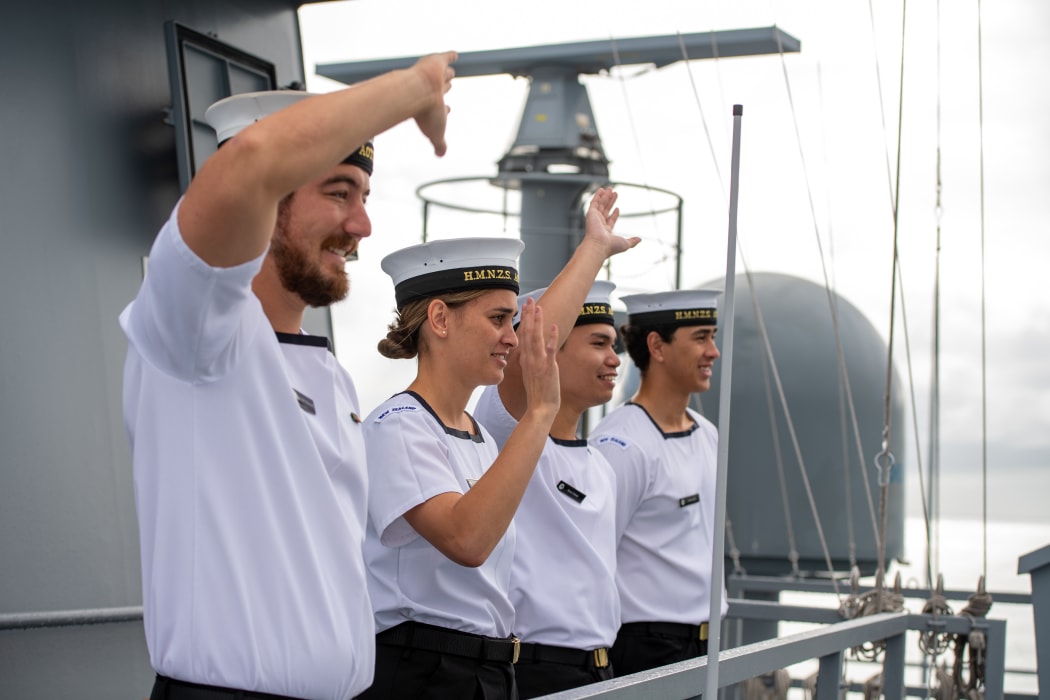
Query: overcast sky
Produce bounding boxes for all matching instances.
[297,0,1050,541]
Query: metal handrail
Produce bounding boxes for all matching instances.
[2,602,1020,699]
[539,612,910,699]
[0,605,142,631]
[537,608,1009,700]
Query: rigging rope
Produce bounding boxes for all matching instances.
[865,0,903,216]
[975,0,989,585]
[675,27,821,581]
[603,37,678,290]
[675,31,728,203]
[873,0,910,614]
[932,662,958,700]
[744,266,842,598]
[927,0,945,591]
[724,517,746,577]
[753,283,802,578]
[838,377,858,571]
[813,40,860,575]
[773,31,882,580]
[895,256,935,589]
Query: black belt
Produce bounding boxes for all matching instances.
[619,620,710,641]
[516,642,610,669]
[152,675,303,700]
[377,621,520,664]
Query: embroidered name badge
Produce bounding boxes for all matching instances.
[293,389,316,415]
[595,435,630,450]
[374,405,420,422]
[557,480,586,503]
[679,494,700,508]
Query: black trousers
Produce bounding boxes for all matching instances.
[609,624,709,677]
[150,675,302,700]
[355,625,518,700]
[514,657,613,699]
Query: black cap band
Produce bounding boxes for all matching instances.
[627,307,717,328]
[394,265,520,309]
[576,302,615,327]
[342,141,374,175]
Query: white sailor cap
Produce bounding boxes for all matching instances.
[205,90,311,143]
[381,237,524,310]
[622,288,721,328]
[513,279,617,327]
[204,90,374,174]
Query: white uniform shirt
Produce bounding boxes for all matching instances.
[363,391,515,637]
[590,402,728,625]
[471,383,518,449]
[119,204,374,700]
[474,386,620,649]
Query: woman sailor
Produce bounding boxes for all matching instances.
[356,236,558,700]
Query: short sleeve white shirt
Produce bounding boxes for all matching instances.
[363,391,515,638]
[119,203,374,700]
[474,387,620,649]
[590,402,728,626]
[472,385,519,450]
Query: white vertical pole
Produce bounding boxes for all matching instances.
[705,103,743,700]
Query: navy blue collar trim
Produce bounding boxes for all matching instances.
[626,401,699,439]
[549,435,587,447]
[275,332,333,352]
[404,391,485,443]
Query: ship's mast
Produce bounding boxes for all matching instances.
[317,28,799,291]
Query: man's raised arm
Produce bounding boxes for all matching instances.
[179,51,457,268]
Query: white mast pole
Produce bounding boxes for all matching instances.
[705,103,743,700]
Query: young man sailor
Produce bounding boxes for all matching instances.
[589,289,729,677]
[473,187,639,697]
[119,53,456,700]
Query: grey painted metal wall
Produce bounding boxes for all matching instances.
[0,2,323,696]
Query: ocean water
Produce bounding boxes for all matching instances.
[774,516,1050,696]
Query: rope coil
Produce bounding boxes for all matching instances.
[838,568,905,661]
[951,577,993,698]
[929,577,993,699]
[919,573,954,657]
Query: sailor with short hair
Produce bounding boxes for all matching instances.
[472,282,622,698]
[590,289,729,676]
[119,53,457,700]
[473,188,639,698]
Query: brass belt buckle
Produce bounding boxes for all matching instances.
[699,622,709,641]
[593,647,609,668]
[511,636,520,664]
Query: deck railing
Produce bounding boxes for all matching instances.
[538,605,1009,700]
[6,555,1047,700]
[1,601,1009,699]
